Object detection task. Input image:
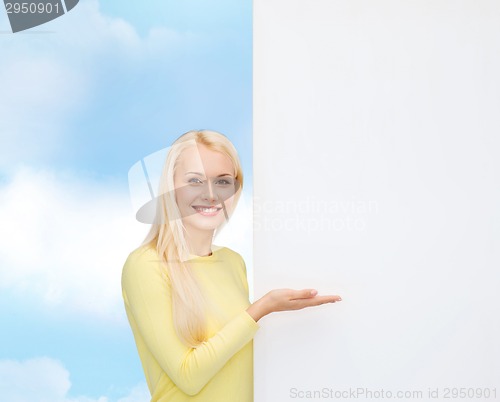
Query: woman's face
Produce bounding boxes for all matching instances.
[173,144,238,233]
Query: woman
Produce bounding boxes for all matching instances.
[122,129,342,402]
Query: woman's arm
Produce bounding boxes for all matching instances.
[246,289,342,322]
[235,253,342,322]
[121,250,260,397]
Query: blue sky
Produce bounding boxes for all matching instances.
[0,1,252,401]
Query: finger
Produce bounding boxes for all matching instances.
[289,289,318,300]
[318,295,342,303]
[318,295,342,304]
[289,295,341,309]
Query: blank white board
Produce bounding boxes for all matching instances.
[253,1,500,401]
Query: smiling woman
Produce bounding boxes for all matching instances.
[173,144,239,240]
[121,129,341,402]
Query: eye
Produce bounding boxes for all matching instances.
[215,178,233,186]
[188,178,203,184]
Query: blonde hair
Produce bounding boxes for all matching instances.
[141,129,244,347]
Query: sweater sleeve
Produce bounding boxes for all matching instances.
[121,248,260,396]
[237,254,250,297]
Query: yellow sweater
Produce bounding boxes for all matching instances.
[121,244,260,402]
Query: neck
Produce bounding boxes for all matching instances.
[185,227,215,257]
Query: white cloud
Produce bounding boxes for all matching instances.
[0,56,87,173]
[0,0,198,60]
[0,165,253,318]
[0,0,200,172]
[0,166,148,320]
[116,383,149,402]
[0,357,147,402]
[0,357,72,402]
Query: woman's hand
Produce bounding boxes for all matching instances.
[246,289,341,322]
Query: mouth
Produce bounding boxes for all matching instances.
[192,205,223,217]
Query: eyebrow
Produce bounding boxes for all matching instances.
[185,172,234,177]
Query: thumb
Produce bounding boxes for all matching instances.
[290,289,317,299]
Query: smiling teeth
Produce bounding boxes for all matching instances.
[196,207,219,212]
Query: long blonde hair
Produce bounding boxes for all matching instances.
[141,129,244,347]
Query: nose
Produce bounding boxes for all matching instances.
[201,180,219,203]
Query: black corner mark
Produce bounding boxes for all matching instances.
[4,0,79,33]
[64,0,77,12]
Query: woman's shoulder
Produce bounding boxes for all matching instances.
[214,246,246,269]
[122,244,161,277]
[216,246,249,287]
[125,243,159,262]
[214,245,242,260]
